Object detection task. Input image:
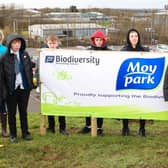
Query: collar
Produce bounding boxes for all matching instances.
[10,49,19,56]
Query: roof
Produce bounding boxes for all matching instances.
[29,23,106,29]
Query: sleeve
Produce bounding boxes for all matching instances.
[163,65,168,101]
[143,46,150,52]
[0,58,7,104]
[120,46,127,51]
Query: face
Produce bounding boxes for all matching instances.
[94,38,104,47]
[129,31,139,47]
[47,40,58,49]
[11,39,21,52]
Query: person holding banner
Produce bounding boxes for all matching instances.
[0,53,8,138]
[121,28,149,137]
[163,66,168,101]
[1,33,34,142]
[0,30,9,138]
[78,30,110,136]
[43,34,69,135]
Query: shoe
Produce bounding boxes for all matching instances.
[122,128,130,136]
[47,128,55,133]
[10,136,18,143]
[138,128,146,137]
[22,134,33,140]
[1,113,9,137]
[78,126,91,134]
[60,129,69,135]
[97,129,103,136]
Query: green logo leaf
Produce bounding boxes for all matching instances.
[53,71,72,80]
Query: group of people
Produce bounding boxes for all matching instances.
[1,27,166,143]
[78,28,149,136]
[44,28,150,137]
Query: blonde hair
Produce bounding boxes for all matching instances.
[46,33,61,45]
[0,30,4,43]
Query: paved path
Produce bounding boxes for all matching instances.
[28,89,40,113]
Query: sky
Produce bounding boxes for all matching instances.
[0,0,167,9]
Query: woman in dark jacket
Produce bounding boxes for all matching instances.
[121,28,149,137]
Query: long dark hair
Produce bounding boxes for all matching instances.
[126,28,141,48]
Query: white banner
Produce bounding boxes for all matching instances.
[40,49,168,120]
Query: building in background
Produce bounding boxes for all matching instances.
[28,23,107,41]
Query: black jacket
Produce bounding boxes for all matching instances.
[88,45,110,51]
[163,65,168,101]
[121,44,149,52]
[0,57,7,104]
[1,34,33,95]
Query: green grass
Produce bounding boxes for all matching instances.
[0,113,168,168]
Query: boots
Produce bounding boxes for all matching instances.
[122,119,130,136]
[122,127,130,136]
[0,113,9,137]
[138,120,146,137]
[138,128,146,137]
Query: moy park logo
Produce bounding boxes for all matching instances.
[116,57,165,90]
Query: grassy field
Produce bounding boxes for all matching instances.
[0,113,168,168]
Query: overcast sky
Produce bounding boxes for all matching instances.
[0,0,167,9]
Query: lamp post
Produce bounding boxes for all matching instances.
[145,18,155,45]
[13,19,17,32]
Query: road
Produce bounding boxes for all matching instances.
[26,48,40,113]
[28,89,40,113]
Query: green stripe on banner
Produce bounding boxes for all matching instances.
[41,104,168,120]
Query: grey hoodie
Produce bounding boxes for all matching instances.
[6,33,26,52]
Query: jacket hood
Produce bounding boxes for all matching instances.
[126,28,141,48]
[90,30,106,47]
[6,33,26,51]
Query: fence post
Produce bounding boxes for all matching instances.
[40,115,46,135]
[91,117,97,137]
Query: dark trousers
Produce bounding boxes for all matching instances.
[0,101,7,113]
[85,117,103,128]
[122,119,146,129]
[6,89,30,137]
[48,116,66,130]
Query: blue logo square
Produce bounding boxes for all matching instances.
[45,55,55,63]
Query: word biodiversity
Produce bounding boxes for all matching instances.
[45,55,100,66]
